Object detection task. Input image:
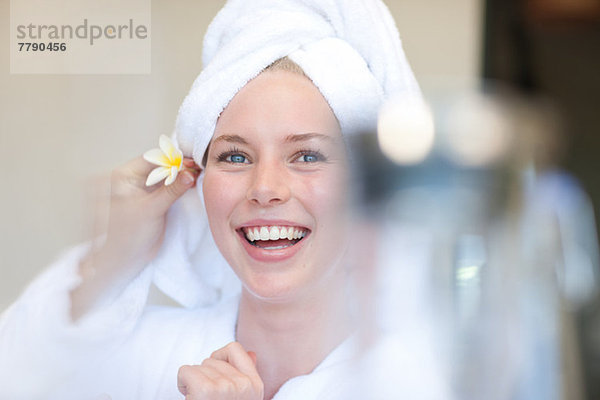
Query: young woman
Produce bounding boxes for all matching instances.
[71,58,353,400]
[0,1,422,399]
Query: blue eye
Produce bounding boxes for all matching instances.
[300,154,318,162]
[295,151,324,163]
[228,154,247,163]
[215,148,251,165]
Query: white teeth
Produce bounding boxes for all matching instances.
[262,244,294,250]
[243,225,308,242]
[260,227,269,241]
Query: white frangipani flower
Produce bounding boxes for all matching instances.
[143,134,184,186]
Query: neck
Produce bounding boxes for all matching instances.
[236,277,352,400]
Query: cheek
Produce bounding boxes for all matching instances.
[300,170,350,275]
[301,168,349,227]
[202,171,240,234]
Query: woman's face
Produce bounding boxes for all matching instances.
[203,70,349,302]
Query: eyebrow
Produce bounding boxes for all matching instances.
[284,132,337,143]
[212,134,249,145]
[213,132,336,145]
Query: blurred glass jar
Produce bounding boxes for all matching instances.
[347,86,599,400]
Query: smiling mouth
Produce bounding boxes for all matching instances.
[239,226,310,250]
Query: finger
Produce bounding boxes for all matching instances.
[182,160,202,179]
[201,358,244,380]
[153,169,199,210]
[210,342,260,380]
[200,358,259,395]
[110,156,157,194]
[178,365,213,396]
[247,351,257,366]
[183,157,201,170]
[177,365,193,395]
[126,155,159,178]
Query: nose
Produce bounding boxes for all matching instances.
[246,160,291,206]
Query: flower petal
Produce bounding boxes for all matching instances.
[164,166,179,186]
[146,166,171,186]
[173,148,184,170]
[159,135,178,163]
[143,149,170,167]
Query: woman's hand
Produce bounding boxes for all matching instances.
[70,156,201,320]
[177,342,264,400]
[101,156,200,269]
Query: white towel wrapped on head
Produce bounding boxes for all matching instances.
[150,0,421,308]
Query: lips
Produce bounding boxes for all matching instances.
[236,222,311,262]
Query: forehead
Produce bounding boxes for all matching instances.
[213,70,341,143]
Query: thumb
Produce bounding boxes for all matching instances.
[154,169,198,210]
[247,351,257,366]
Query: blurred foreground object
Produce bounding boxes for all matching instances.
[350,86,599,399]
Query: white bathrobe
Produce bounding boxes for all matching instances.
[0,246,361,400]
[0,231,452,400]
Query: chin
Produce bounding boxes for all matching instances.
[239,268,312,303]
